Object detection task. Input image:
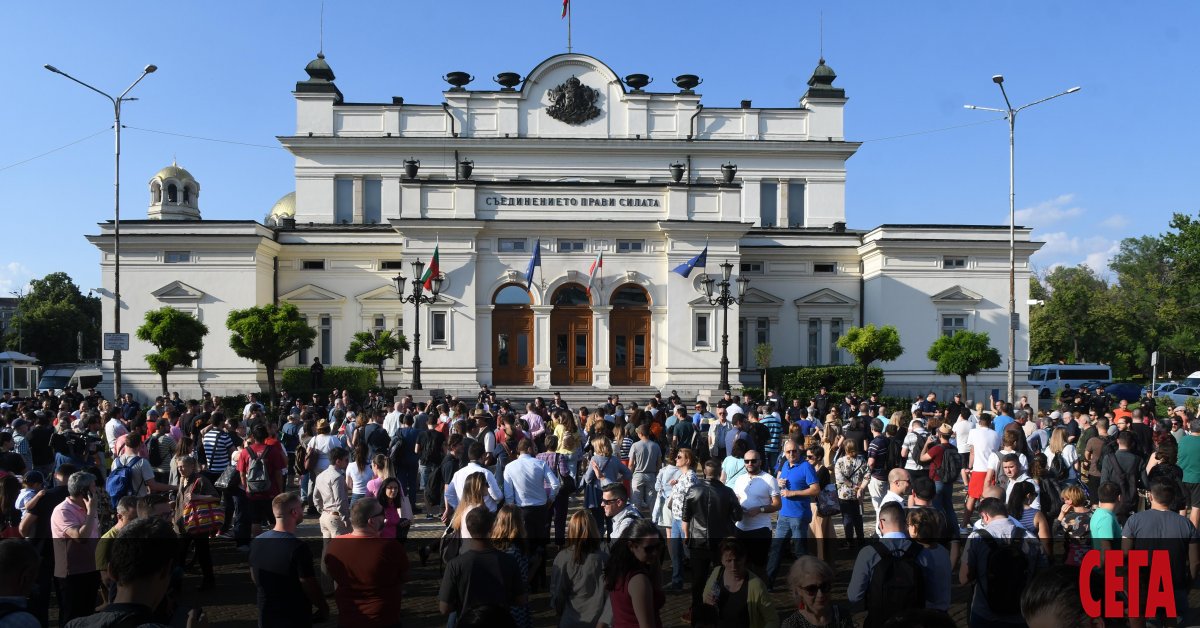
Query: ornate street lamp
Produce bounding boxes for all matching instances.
[393,259,442,390]
[696,260,749,391]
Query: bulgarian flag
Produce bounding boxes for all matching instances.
[422,242,440,291]
[586,250,602,295]
[562,0,569,18]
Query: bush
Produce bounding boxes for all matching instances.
[215,393,268,419]
[767,365,885,400]
[281,366,379,400]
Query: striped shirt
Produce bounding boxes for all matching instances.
[202,430,234,473]
[761,414,783,453]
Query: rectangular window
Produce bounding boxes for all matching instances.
[334,178,354,224]
[380,260,404,271]
[695,313,710,347]
[740,261,764,274]
[298,315,309,365]
[814,262,836,274]
[364,179,382,224]
[164,251,190,264]
[431,311,447,345]
[830,318,843,365]
[319,315,332,364]
[396,317,404,366]
[942,256,967,269]
[373,315,386,333]
[302,260,325,270]
[942,315,967,337]
[498,238,527,253]
[557,239,586,253]
[808,318,820,365]
[760,182,778,227]
[756,317,769,346]
[738,317,747,368]
[787,182,806,227]
[616,240,644,253]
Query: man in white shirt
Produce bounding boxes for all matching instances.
[104,412,128,452]
[1000,454,1039,510]
[731,449,780,576]
[241,393,264,420]
[382,402,404,439]
[442,441,504,520]
[965,414,1000,526]
[953,410,973,483]
[877,468,911,535]
[503,439,559,581]
[901,418,930,481]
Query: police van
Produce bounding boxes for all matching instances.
[1028,363,1112,399]
[36,363,103,395]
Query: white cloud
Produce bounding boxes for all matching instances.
[1032,231,1118,274]
[0,262,32,294]
[1100,214,1130,229]
[1014,194,1084,228]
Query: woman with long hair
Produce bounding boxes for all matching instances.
[344,437,373,505]
[552,511,610,628]
[376,476,413,541]
[606,518,665,628]
[721,440,750,486]
[174,455,217,589]
[0,475,21,537]
[1054,483,1093,566]
[905,507,951,613]
[169,436,194,486]
[659,448,697,591]
[582,437,633,534]
[1045,427,1079,482]
[450,472,489,537]
[821,421,842,468]
[833,439,867,548]
[701,539,778,628]
[365,454,390,497]
[538,434,576,545]
[492,505,533,628]
[806,445,835,563]
[1008,480,1052,556]
[781,555,853,628]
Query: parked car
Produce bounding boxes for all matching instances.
[1101,383,1144,403]
[1152,382,1180,394]
[1165,387,1200,407]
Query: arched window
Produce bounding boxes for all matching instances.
[611,284,650,307]
[182,185,192,204]
[166,183,178,203]
[494,284,532,305]
[151,181,162,204]
[552,283,590,306]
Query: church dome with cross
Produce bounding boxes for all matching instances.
[148,160,200,220]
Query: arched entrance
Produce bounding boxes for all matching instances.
[610,284,651,385]
[550,283,592,386]
[492,284,534,386]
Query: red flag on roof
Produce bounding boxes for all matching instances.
[562,0,569,18]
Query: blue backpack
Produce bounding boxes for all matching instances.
[107,456,143,509]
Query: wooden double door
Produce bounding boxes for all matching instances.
[551,307,592,386]
[611,308,651,385]
[492,306,533,385]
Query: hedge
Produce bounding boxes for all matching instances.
[764,365,885,399]
[281,366,379,400]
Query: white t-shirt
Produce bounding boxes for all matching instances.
[967,427,1000,471]
[346,461,375,496]
[903,430,929,471]
[732,471,779,532]
[1004,474,1041,510]
[1046,444,1079,480]
[104,419,128,450]
[115,454,155,498]
[383,411,403,439]
[953,418,973,455]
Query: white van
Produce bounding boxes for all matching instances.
[1028,363,1113,399]
[1183,371,1200,387]
[36,363,103,395]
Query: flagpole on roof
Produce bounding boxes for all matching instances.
[567,0,572,53]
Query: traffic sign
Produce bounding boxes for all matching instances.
[103,333,130,351]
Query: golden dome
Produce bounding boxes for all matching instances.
[153,162,195,183]
[269,192,296,218]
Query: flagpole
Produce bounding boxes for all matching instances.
[567,0,572,53]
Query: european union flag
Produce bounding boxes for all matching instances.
[672,245,707,278]
[525,238,541,288]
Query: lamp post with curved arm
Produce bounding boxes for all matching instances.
[394,259,442,390]
[696,260,749,391]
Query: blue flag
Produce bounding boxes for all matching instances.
[524,238,541,288]
[672,244,707,278]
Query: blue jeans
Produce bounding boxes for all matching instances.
[934,480,959,529]
[669,519,685,586]
[766,515,808,586]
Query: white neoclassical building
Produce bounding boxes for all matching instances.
[88,51,1040,401]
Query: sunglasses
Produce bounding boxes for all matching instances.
[743,458,760,463]
[799,582,832,595]
[600,498,621,506]
[640,542,663,552]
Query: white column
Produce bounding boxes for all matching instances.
[592,306,612,389]
[531,305,553,389]
[477,306,493,386]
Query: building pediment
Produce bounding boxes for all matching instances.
[930,285,983,306]
[151,280,204,302]
[279,284,345,304]
[740,288,784,307]
[794,288,857,308]
[355,285,400,303]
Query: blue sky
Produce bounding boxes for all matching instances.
[2,1,1196,295]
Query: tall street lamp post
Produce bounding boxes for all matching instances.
[697,260,749,391]
[45,63,157,400]
[966,75,1079,406]
[393,260,442,390]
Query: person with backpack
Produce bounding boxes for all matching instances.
[848,502,941,628]
[901,418,931,482]
[862,419,891,514]
[237,424,287,539]
[965,414,1001,528]
[1044,428,1079,485]
[109,433,172,508]
[921,424,961,530]
[390,414,421,511]
[959,496,1047,628]
[1098,431,1144,524]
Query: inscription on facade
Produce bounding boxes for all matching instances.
[484,195,661,207]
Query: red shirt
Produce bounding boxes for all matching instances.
[323,534,410,627]
[236,442,287,501]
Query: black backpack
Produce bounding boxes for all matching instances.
[364,424,391,460]
[1109,454,1142,519]
[148,435,163,467]
[865,541,925,628]
[939,447,962,484]
[885,437,905,472]
[977,527,1030,616]
[1047,451,1070,484]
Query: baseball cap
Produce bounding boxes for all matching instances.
[1050,411,1062,420]
[22,470,44,485]
[11,418,27,429]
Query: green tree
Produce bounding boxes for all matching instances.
[836,324,904,391]
[753,342,773,394]
[135,307,208,395]
[927,331,1002,400]
[1028,265,1109,365]
[226,303,316,408]
[344,329,409,391]
[5,272,100,363]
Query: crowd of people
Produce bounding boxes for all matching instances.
[0,382,1195,628]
